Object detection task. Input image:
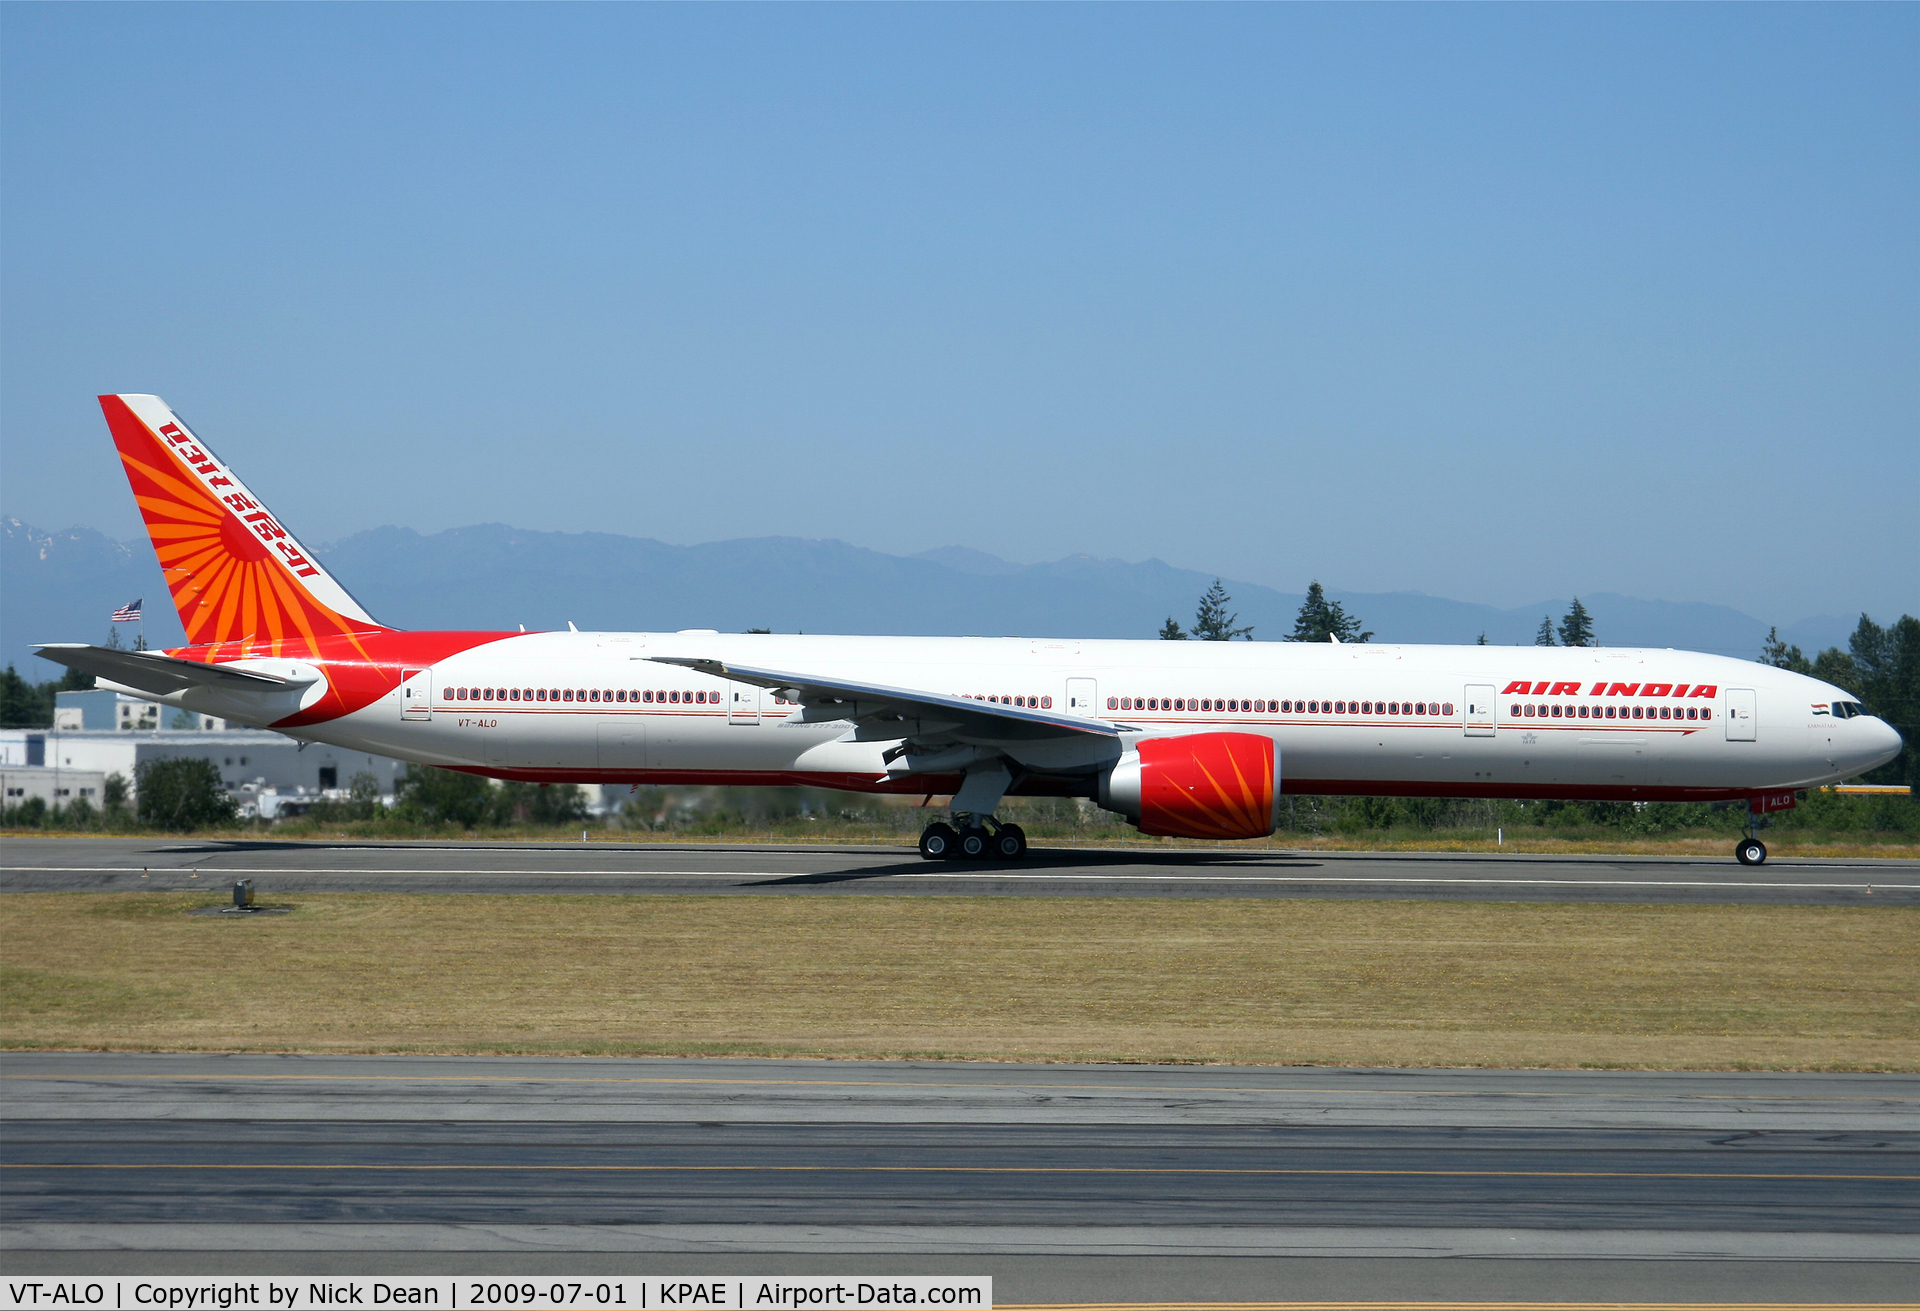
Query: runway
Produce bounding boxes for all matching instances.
[3,1055,1917,1302]
[4,836,1916,905]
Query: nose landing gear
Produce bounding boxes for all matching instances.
[1735,799,1768,866]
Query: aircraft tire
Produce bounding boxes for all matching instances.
[989,823,1028,860]
[957,826,990,860]
[1735,837,1767,866]
[919,823,959,861]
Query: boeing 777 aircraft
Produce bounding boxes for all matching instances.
[37,395,1903,865]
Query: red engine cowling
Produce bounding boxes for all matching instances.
[1099,733,1278,840]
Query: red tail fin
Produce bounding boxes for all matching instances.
[99,394,388,649]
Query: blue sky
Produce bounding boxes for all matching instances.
[3,3,1914,627]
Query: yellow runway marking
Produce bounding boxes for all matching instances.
[4,1164,1912,1180]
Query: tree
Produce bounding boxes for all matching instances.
[1476,632,1488,645]
[394,765,501,828]
[1534,617,1556,647]
[0,665,44,728]
[135,758,238,831]
[0,663,89,729]
[1761,626,1810,672]
[1191,580,1252,641]
[1158,617,1188,640]
[502,781,590,825]
[1558,598,1596,648]
[1288,582,1371,643]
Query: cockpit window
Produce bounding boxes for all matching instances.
[1832,699,1867,719]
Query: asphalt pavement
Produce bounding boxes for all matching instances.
[4,835,1916,905]
[3,1055,1916,1302]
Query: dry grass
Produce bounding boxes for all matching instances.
[1,893,1915,1069]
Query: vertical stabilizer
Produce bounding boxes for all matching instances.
[99,394,387,648]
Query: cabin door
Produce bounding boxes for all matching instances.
[1065,678,1099,716]
[1463,684,1496,737]
[728,682,761,725]
[401,669,433,721]
[1725,688,1757,741]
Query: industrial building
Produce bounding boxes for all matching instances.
[2,691,409,819]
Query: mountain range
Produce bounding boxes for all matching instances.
[1,516,1865,678]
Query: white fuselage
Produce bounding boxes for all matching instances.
[243,632,1897,802]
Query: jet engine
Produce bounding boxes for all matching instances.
[1098,732,1279,840]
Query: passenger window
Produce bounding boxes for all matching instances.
[1702,708,1712,720]
[1042,696,1052,708]
[1687,707,1697,720]
[1632,706,1643,719]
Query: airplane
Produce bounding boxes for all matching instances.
[35,395,1904,867]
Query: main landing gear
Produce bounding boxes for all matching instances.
[919,817,1028,861]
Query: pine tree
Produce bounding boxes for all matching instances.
[1191,580,1252,641]
[1761,626,1810,672]
[1158,617,1188,640]
[1287,582,1371,643]
[1558,597,1596,648]
[0,665,43,729]
[1535,617,1556,646]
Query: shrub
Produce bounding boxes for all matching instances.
[394,766,501,828]
[135,758,238,831]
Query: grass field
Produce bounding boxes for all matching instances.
[2,893,1914,1069]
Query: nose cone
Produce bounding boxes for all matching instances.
[1864,717,1905,773]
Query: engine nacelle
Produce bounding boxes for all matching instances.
[1099,732,1279,840]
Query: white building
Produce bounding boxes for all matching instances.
[2,767,108,809]
[51,689,228,733]
[0,726,409,813]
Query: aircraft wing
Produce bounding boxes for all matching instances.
[648,656,1119,742]
[33,644,304,698]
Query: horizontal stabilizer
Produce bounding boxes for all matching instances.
[33,644,306,698]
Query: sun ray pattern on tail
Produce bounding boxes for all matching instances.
[99,394,387,655]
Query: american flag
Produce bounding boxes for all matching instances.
[111,599,142,623]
